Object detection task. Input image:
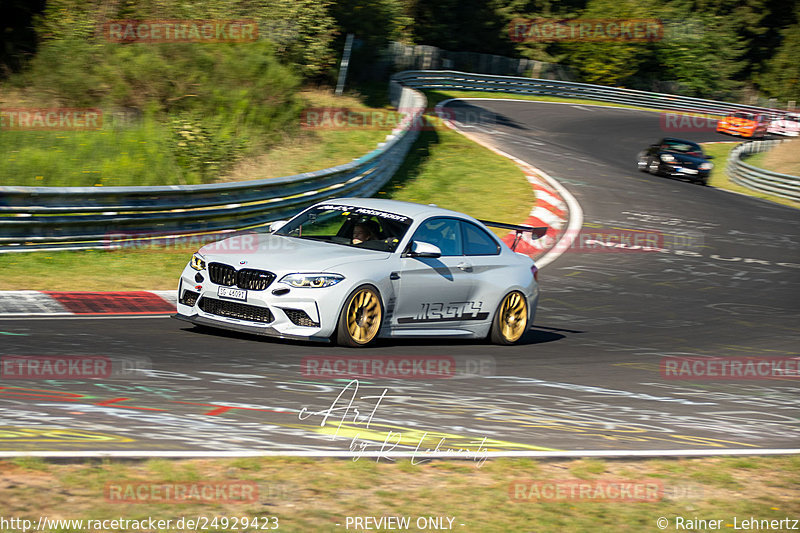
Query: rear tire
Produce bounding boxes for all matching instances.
[489,291,529,345]
[336,285,383,347]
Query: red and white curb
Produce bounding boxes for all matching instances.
[435,98,583,269]
[0,290,176,317]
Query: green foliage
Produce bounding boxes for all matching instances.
[8,29,304,185]
[757,18,800,102]
[32,0,338,79]
[641,6,746,99]
[410,0,517,56]
[21,39,302,124]
[552,0,652,86]
[169,114,247,181]
[257,0,339,79]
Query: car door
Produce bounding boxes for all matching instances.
[392,217,475,329]
[458,220,507,325]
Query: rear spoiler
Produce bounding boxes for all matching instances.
[479,220,548,252]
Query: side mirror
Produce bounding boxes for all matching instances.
[270,220,288,233]
[406,241,442,258]
[705,155,714,160]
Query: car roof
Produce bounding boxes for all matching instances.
[314,197,480,222]
[662,137,700,145]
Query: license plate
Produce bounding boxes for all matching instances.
[678,168,698,175]
[218,287,247,301]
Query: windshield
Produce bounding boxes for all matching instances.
[663,140,703,156]
[275,204,412,252]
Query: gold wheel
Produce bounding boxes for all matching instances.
[338,286,382,346]
[491,291,528,344]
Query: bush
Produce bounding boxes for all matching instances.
[9,39,304,183]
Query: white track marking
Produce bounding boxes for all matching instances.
[0,448,797,458]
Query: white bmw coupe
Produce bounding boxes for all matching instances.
[174,198,542,346]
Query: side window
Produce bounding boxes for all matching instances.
[461,221,500,255]
[411,217,462,256]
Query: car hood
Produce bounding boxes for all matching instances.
[198,233,391,272]
[726,118,756,127]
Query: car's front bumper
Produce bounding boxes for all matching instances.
[172,312,331,342]
[717,125,762,137]
[659,164,710,180]
[176,264,351,341]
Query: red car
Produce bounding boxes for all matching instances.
[716,112,768,138]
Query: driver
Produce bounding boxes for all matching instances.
[351,220,380,245]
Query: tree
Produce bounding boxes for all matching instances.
[757,18,800,102]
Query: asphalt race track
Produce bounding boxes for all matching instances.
[1,101,798,455]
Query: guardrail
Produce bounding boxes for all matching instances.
[392,70,781,116]
[728,140,799,201]
[0,87,426,252]
[4,70,795,252]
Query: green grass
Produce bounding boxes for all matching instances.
[0,116,190,187]
[0,90,391,187]
[1,456,798,533]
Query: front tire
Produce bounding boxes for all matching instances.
[647,158,661,175]
[637,152,649,172]
[336,285,383,347]
[489,291,529,345]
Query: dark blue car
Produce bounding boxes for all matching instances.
[637,138,714,185]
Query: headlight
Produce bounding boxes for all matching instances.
[660,154,676,163]
[699,162,713,170]
[280,273,344,288]
[190,253,206,271]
